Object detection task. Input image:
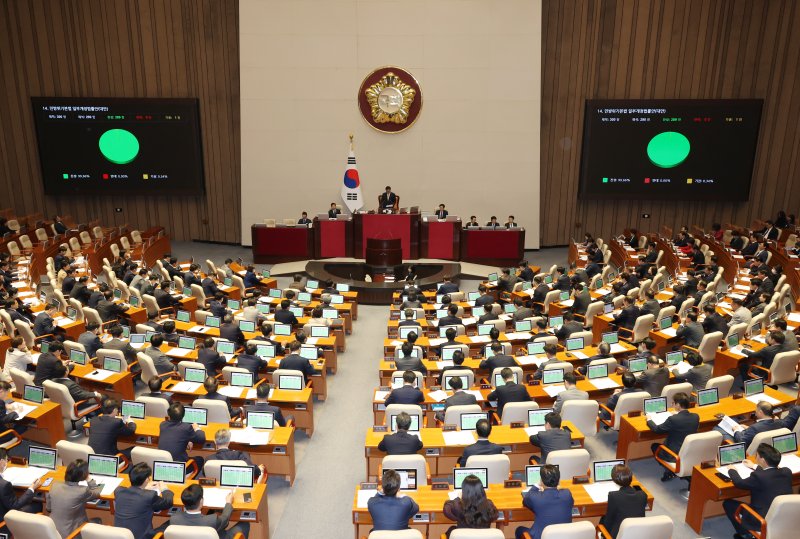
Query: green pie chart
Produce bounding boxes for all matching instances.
[647,131,690,168]
[98,129,140,164]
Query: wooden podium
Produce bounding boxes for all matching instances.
[365,238,402,267]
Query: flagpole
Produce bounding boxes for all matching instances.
[349,133,354,151]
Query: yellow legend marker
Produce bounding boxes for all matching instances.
[686,178,693,184]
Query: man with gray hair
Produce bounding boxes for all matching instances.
[208,428,265,479]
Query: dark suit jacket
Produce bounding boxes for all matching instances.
[197,348,227,376]
[743,344,785,369]
[219,323,245,347]
[33,353,61,386]
[0,475,36,521]
[438,282,459,294]
[676,321,705,348]
[328,209,340,218]
[637,367,670,397]
[104,338,137,363]
[279,353,317,381]
[521,487,574,539]
[141,391,173,404]
[208,447,262,478]
[378,430,423,455]
[478,354,516,372]
[244,402,286,427]
[778,405,800,431]
[458,438,503,467]
[556,321,583,341]
[88,414,136,455]
[599,486,647,538]
[78,331,102,358]
[379,192,397,209]
[201,277,220,297]
[614,306,641,330]
[113,485,174,539]
[368,493,419,531]
[158,420,206,462]
[532,285,550,304]
[55,377,96,402]
[529,428,572,463]
[444,391,478,411]
[646,409,699,455]
[385,385,424,406]
[438,315,463,327]
[555,275,571,292]
[486,382,530,417]
[33,312,56,336]
[572,290,592,315]
[475,294,495,307]
[395,356,427,374]
[235,353,266,377]
[729,466,793,517]
[170,503,234,536]
[154,289,180,309]
[274,309,299,326]
[733,418,781,448]
[96,299,127,322]
[478,312,499,324]
[702,313,728,335]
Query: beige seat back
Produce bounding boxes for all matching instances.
[661,382,693,404]
[193,398,231,424]
[677,297,695,318]
[15,320,37,348]
[390,371,423,389]
[97,348,129,371]
[768,351,800,385]
[0,310,15,337]
[441,368,475,389]
[195,309,211,325]
[570,331,593,348]
[541,521,595,539]
[546,448,590,479]
[560,400,599,436]
[81,522,135,539]
[10,368,34,394]
[83,307,104,328]
[384,404,424,430]
[34,228,48,242]
[543,361,573,374]
[93,226,104,239]
[165,525,219,539]
[205,259,217,277]
[629,314,655,342]
[4,510,62,539]
[190,283,207,306]
[726,323,748,342]
[136,324,152,334]
[137,352,159,383]
[464,454,510,484]
[587,357,618,372]
[221,366,250,383]
[616,515,673,539]
[489,366,523,388]
[119,236,132,251]
[674,431,723,477]
[367,531,423,539]
[142,294,161,317]
[765,494,800,537]
[203,459,248,481]
[131,446,173,470]
[68,299,85,321]
[178,360,205,379]
[43,380,80,421]
[137,396,170,418]
[747,427,791,456]
[381,454,428,487]
[56,439,93,466]
[610,391,650,430]
[501,401,539,425]
[706,375,734,398]
[80,230,93,245]
[443,404,482,426]
[695,331,723,362]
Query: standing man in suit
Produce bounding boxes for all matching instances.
[113,462,174,539]
[384,371,424,406]
[479,343,516,372]
[243,383,286,426]
[516,464,574,539]
[529,412,572,463]
[378,412,423,455]
[598,465,647,538]
[327,203,341,218]
[436,376,477,422]
[724,443,793,539]
[647,392,699,481]
[368,469,419,531]
[434,204,448,219]
[487,367,530,417]
[458,419,503,466]
[170,484,249,539]
[553,372,589,415]
[379,185,398,211]
[88,398,137,458]
[0,448,42,530]
[637,355,670,397]
[676,312,705,348]
[158,402,206,469]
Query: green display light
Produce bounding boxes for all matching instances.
[647,131,690,168]
[98,129,140,164]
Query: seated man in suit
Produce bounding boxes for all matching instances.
[398,308,420,328]
[518,260,535,282]
[252,322,285,355]
[619,271,640,296]
[516,464,574,539]
[242,265,261,288]
[394,342,427,375]
[219,314,245,347]
[243,383,286,426]
[437,275,459,294]
[772,319,798,351]
[728,297,752,328]
[458,418,503,466]
[701,303,728,335]
[598,464,647,539]
[208,428,265,479]
[327,203,341,218]
[96,289,129,322]
[438,350,471,385]
[637,355,669,397]
[88,398,137,459]
[555,312,583,341]
[52,361,102,408]
[612,296,640,331]
[497,268,520,293]
[554,267,571,292]
[571,283,592,316]
[676,311,705,348]
[512,297,534,321]
[529,412,572,463]
[141,377,173,403]
[533,344,563,381]
[208,292,228,319]
[531,275,550,306]
[102,323,137,364]
[113,462,174,539]
[474,284,494,307]
[434,204,448,219]
[400,292,422,309]
[600,372,639,421]
[379,185,398,211]
[197,376,240,419]
[158,402,207,469]
[0,447,43,530]
[435,376,477,422]
[368,469,419,531]
[485,216,500,228]
[505,215,519,228]
[197,337,227,377]
[724,443,793,539]
[145,334,177,375]
[647,392,699,481]
[438,304,463,328]
[487,367,530,417]
[297,211,311,225]
[77,322,102,358]
[154,282,181,310]
[739,330,787,384]
[479,342,516,372]
[33,302,59,338]
[278,340,317,382]
[170,483,249,539]
[553,372,589,415]
[478,303,499,324]
[465,216,480,228]
[671,351,712,392]
[378,411,423,455]
[721,401,780,448]
[385,370,424,406]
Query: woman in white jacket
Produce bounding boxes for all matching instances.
[3,337,33,386]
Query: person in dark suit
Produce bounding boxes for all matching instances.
[724,401,780,448]
[235,342,266,377]
[667,283,688,311]
[777,404,800,431]
[478,303,499,324]
[278,340,317,382]
[739,330,787,383]
[0,447,42,531]
[474,284,494,308]
[434,304,461,328]
[219,314,245,347]
[141,377,173,403]
[479,342,516,373]
[297,211,311,225]
[208,429,265,479]
[639,289,660,318]
[435,376,477,422]
[505,215,519,228]
[197,337,227,376]
[183,264,202,287]
[647,392,699,481]
[379,186,398,211]
[637,355,669,397]
[208,292,228,319]
[243,383,286,426]
[34,341,70,386]
[437,275,459,295]
[104,323,138,363]
[613,296,640,330]
[690,244,706,268]
[598,464,647,538]
[170,483,249,539]
[378,412,423,455]
[434,204,449,219]
[385,371,424,405]
[197,377,240,419]
[529,412,572,463]
[553,267,570,292]
[634,244,658,278]
[497,268,519,293]
[601,372,639,420]
[274,299,299,326]
[144,334,177,375]
[516,464,573,539]
[77,322,103,358]
[158,402,206,468]
[458,419,503,467]
[398,308,420,328]
[464,216,480,228]
[701,304,727,335]
[438,350,472,385]
[555,312,583,340]
[676,312,705,348]
[518,261,535,283]
[619,271,639,296]
[368,469,419,531]
[201,276,220,298]
[113,462,174,539]
[531,275,550,306]
[671,351,712,392]
[33,303,59,337]
[442,474,499,537]
[154,282,180,310]
[571,283,591,316]
[53,361,101,405]
[395,342,427,374]
[724,443,793,539]
[242,265,261,288]
[88,398,137,458]
[511,297,534,321]
[96,290,129,322]
[60,268,77,296]
[327,203,341,219]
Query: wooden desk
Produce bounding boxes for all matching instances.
[713,339,767,377]
[352,480,652,539]
[72,363,135,400]
[251,224,315,264]
[616,387,795,460]
[685,452,800,533]
[364,423,585,480]
[12,397,64,447]
[460,228,525,266]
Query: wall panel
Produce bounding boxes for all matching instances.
[541,0,800,246]
[0,0,240,243]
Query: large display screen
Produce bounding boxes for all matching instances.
[31,97,204,195]
[578,99,762,201]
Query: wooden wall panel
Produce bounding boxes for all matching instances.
[541,0,800,246]
[0,0,240,243]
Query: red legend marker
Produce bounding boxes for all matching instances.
[102,174,109,180]
[644,177,651,184]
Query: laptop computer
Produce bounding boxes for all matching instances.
[23,385,44,404]
[744,377,765,397]
[227,299,241,311]
[527,342,545,356]
[644,396,667,414]
[587,363,609,380]
[477,324,493,336]
[390,414,420,432]
[391,468,417,490]
[69,349,87,366]
[28,446,57,470]
[727,333,740,348]
[322,308,338,319]
[184,367,206,383]
[273,323,291,336]
[528,408,553,427]
[103,356,122,373]
[178,336,196,350]
[176,310,191,323]
[255,344,276,359]
[627,357,647,373]
[494,372,519,387]
[525,464,558,487]
[666,350,684,366]
[153,460,186,484]
[130,334,146,346]
[289,306,304,317]
[565,337,584,351]
[460,412,488,430]
[300,346,318,360]
[205,316,221,329]
[231,371,254,388]
[515,320,532,332]
[601,332,619,345]
[311,326,330,338]
[336,283,350,292]
[549,316,564,329]
[441,347,458,360]
[773,432,797,455]
[88,454,119,480]
[239,320,256,333]
[398,326,421,340]
[718,442,746,466]
[216,340,236,356]
[659,316,673,331]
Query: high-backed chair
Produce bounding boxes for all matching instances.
[661,382,693,404]
[193,398,232,423]
[380,454,430,486]
[676,297,695,318]
[734,494,800,539]
[542,361,573,375]
[500,402,539,425]
[569,331,593,348]
[131,447,198,479]
[0,309,15,337]
[81,522,135,539]
[97,348,134,371]
[389,371,424,389]
[190,283,208,307]
[43,380,100,438]
[619,314,654,343]
[9,368,34,395]
[464,454,511,484]
[706,375,735,398]
[443,404,482,426]
[15,320,49,349]
[598,391,649,431]
[367,531,423,539]
[748,351,800,386]
[747,428,791,456]
[137,396,170,418]
[488,367,524,388]
[599,515,673,539]
[221,366,250,383]
[654,430,722,497]
[440,368,475,389]
[726,323,748,343]
[202,459,267,484]
[450,529,506,538]
[436,343,469,358]
[560,400,599,437]
[684,331,723,363]
[4,510,62,539]
[546,448,590,479]
[540,521,595,539]
[177,360,205,379]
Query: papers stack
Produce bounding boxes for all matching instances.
[218,386,246,398]
[357,489,378,508]
[203,487,234,508]
[569,351,588,360]
[11,402,37,420]
[583,482,620,503]
[464,390,484,401]
[84,476,125,496]
[373,390,390,401]
[427,390,448,402]
[442,431,477,446]
[436,361,454,369]
[745,393,780,406]
[428,338,446,347]
[469,336,491,344]
[516,355,544,366]
[84,369,115,381]
[647,411,673,426]
[504,332,532,341]
[170,381,202,393]
[543,385,566,398]
[1,466,48,487]
[660,327,678,337]
[779,453,800,473]
[168,348,193,358]
[525,426,546,436]
[561,299,575,307]
[716,463,752,479]
[717,415,740,437]
[610,344,628,354]
[589,378,620,390]
[672,361,693,375]
[229,428,271,446]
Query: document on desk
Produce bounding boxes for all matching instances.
[389,340,403,347]
[30,353,40,365]
[516,355,545,366]
[595,287,611,295]
[609,344,628,354]
[728,346,746,357]
[168,348,193,358]
[436,361,454,369]
[659,327,678,337]
[504,332,533,341]
[374,390,390,401]
[583,482,620,503]
[10,402,37,420]
[672,361,693,375]
[646,411,674,426]
[229,428,271,446]
[464,390,484,401]
[717,415,740,437]
[590,378,620,390]
[84,476,125,496]
[306,337,319,345]
[443,431,477,446]
[560,299,574,307]
[787,313,800,324]
[428,338,446,347]
[779,453,800,473]
[570,351,588,360]
[745,393,780,406]
[83,369,115,381]
[171,381,202,393]
[729,293,747,300]
[203,487,234,508]
[218,386,246,398]
[427,390,449,402]
[716,463,752,479]
[525,426,546,436]
[469,336,491,344]
[1,466,48,487]
[356,489,378,508]
[543,385,566,398]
